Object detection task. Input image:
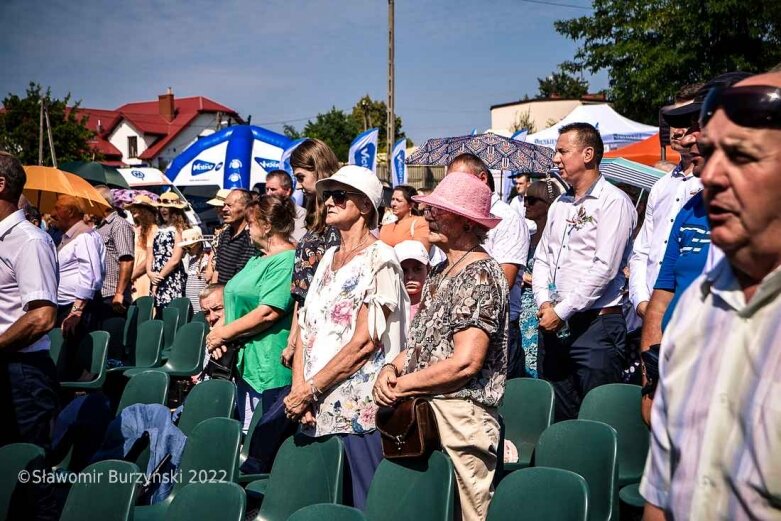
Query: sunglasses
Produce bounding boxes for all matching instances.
[700,85,781,129]
[524,196,545,206]
[422,206,448,219]
[321,189,363,205]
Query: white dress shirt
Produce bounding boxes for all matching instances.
[510,194,537,235]
[0,210,59,353]
[486,194,529,321]
[533,175,637,321]
[628,164,702,310]
[57,221,106,306]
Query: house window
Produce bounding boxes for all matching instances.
[128,136,138,158]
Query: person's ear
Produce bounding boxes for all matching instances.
[582,146,595,164]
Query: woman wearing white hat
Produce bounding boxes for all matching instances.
[283,165,410,510]
[147,192,190,314]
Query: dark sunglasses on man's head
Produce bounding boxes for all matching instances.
[700,85,781,129]
[321,189,362,205]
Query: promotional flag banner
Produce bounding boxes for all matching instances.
[510,128,528,142]
[348,128,379,173]
[390,139,407,187]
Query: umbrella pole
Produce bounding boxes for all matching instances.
[635,189,645,210]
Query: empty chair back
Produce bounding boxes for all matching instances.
[161,321,206,377]
[116,370,169,415]
[488,467,588,521]
[134,295,155,324]
[0,443,46,520]
[59,460,139,521]
[288,504,366,521]
[365,450,454,521]
[132,319,165,368]
[169,297,193,327]
[578,384,649,487]
[177,378,237,436]
[174,418,242,497]
[500,378,555,468]
[122,305,139,349]
[256,435,345,521]
[535,420,618,521]
[60,331,110,389]
[191,310,208,326]
[48,328,67,378]
[166,482,246,521]
[162,307,180,350]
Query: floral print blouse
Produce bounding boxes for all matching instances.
[403,258,509,407]
[300,241,409,436]
[290,226,341,305]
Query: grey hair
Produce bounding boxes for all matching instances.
[94,185,114,207]
[198,283,225,301]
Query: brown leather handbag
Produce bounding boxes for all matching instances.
[376,398,441,459]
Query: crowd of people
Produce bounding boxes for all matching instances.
[1,67,780,520]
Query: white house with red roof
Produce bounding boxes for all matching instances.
[76,88,242,169]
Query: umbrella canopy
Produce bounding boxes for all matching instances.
[23,166,111,215]
[407,133,555,173]
[600,158,665,191]
[60,161,130,189]
[603,133,680,166]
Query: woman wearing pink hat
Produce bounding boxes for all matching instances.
[373,171,510,521]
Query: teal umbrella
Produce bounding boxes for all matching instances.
[60,161,130,189]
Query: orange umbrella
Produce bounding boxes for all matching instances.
[23,165,111,215]
[604,133,680,166]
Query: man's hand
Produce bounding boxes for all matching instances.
[284,382,314,419]
[637,301,649,318]
[537,306,564,332]
[280,344,295,368]
[61,312,82,337]
[111,294,127,314]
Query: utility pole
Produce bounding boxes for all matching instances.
[387,0,395,166]
[38,99,44,165]
[43,100,57,168]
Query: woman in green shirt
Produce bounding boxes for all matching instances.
[205,194,296,431]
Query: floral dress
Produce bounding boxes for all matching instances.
[519,254,540,378]
[299,241,409,437]
[152,226,185,308]
[290,227,340,305]
[404,258,509,407]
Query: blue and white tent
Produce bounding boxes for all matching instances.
[165,125,292,189]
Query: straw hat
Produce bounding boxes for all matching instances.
[177,228,205,248]
[155,192,188,209]
[125,194,158,211]
[315,165,384,228]
[207,188,231,207]
[412,172,502,229]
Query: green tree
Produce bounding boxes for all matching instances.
[349,95,406,153]
[555,0,781,123]
[301,107,359,162]
[537,68,589,99]
[511,108,537,134]
[0,82,95,165]
[282,124,301,139]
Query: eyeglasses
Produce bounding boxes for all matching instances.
[422,206,448,219]
[700,85,781,129]
[321,189,363,205]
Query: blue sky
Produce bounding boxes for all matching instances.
[0,0,606,145]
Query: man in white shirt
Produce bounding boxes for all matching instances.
[446,153,529,377]
[629,83,703,318]
[265,170,307,242]
[0,152,59,449]
[52,195,105,340]
[533,123,637,420]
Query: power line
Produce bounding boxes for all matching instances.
[517,0,592,10]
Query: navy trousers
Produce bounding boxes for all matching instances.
[539,312,627,421]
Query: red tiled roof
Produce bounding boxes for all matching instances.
[69,107,123,160]
[75,96,241,162]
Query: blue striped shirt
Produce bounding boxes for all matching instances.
[640,259,781,519]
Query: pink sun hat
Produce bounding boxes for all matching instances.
[412,171,502,229]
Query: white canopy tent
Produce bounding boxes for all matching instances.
[525,104,658,152]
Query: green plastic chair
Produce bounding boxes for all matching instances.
[238,403,271,485]
[59,459,140,521]
[0,443,46,520]
[161,307,181,353]
[134,417,242,521]
[108,319,165,375]
[134,295,155,324]
[48,328,68,378]
[115,370,169,415]
[168,297,193,327]
[191,310,208,326]
[578,384,649,487]
[618,482,644,508]
[252,435,345,521]
[288,504,367,521]
[535,420,619,521]
[59,331,110,390]
[500,378,555,473]
[123,305,139,352]
[488,467,589,521]
[176,378,237,436]
[102,316,129,360]
[166,482,246,521]
[364,450,455,521]
[126,321,205,379]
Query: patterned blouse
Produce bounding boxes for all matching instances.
[290,226,341,305]
[300,241,409,436]
[403,258,509,407]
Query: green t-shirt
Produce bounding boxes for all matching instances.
[224,250,295,393]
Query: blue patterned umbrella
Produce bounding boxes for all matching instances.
[407,133,555,173]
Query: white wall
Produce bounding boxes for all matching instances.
[491,100,583,135]
[108,120,145,166]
